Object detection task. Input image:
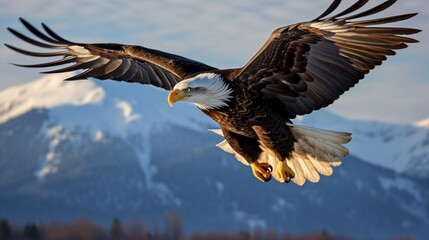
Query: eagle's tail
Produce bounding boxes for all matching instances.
[210,124,351,186]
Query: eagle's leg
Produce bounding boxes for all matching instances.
[252,125,296,183]
[275,161,295,183]
[221,128,271,182]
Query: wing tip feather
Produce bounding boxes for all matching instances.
[312,0,342,21]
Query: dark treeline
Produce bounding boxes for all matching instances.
[0,213,353,240]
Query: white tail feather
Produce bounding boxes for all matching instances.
[210,124,351,186]
[307,154,334,176]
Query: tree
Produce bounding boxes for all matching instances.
[129,220,151,240]
[23,223,40,240]
[320,229,331,240]
[110,217,125,240]
[0,219,11,240]
[73,218,105,240]
[164,212,183,240]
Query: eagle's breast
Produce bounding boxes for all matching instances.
[202,80,276,138]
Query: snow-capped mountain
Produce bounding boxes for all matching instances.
[2,73,428,179]
[0,72,213,131]
[0,73,214,184]
[1,74,429,239]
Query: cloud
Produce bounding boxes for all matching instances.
[1,0,427,123]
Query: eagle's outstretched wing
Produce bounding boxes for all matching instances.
[6,18,216,90]
[229,0,420,119]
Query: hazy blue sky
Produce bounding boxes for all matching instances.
[1,0,428,124]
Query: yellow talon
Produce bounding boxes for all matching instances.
[276,161,295,183]
[250,162,272,182]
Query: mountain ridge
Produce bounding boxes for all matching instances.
[1,108,428,239]
[1,74,428,178]
[1,75,429,239]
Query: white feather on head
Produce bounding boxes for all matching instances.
[173,73,233,110]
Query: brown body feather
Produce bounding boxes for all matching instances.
[203,78,296,163]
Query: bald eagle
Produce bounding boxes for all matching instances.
[6,0,419,185]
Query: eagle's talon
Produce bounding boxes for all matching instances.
[263,165,273,173]
[250,162,272,182]
[276,161,295,183]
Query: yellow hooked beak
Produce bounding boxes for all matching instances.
[168,89,190,107]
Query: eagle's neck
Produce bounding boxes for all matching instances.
[191,73,233,110]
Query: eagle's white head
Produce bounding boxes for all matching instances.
[168,73,233,110]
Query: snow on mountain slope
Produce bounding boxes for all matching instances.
[295,111,429,178]
[0,73,214,133]
[0,74,214,203]
[0,73,104,124]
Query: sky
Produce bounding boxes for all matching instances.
[0,0,428,124]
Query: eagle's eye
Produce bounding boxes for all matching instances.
[185,87,192,93]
